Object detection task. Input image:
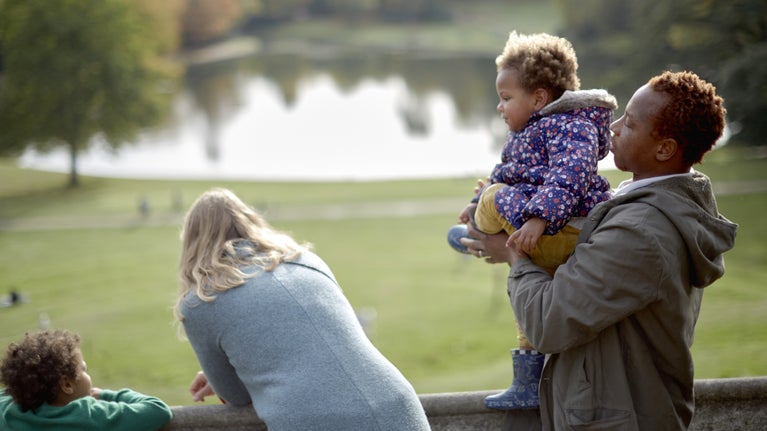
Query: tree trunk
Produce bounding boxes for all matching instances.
[68,142,80,188]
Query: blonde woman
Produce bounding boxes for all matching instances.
[175,188,430,431]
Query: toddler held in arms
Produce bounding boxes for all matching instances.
[447,31,616,410]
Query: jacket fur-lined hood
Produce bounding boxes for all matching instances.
[535,89,618,163]
[540,89,618,116]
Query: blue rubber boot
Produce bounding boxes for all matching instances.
[484,349,545,410]
[447,210,479,254]
[446,224,470,253]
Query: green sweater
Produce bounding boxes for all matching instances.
[0,388,172,431]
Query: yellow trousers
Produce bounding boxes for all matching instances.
[474,183,580,350]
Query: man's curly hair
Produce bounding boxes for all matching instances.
[648,71,727,165]
[495,31,580,99]
[1,330,81,412]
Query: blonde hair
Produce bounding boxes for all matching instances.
[174,188,308,327]
[495,31,580,98]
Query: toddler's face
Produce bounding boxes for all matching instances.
[495,68,538,133]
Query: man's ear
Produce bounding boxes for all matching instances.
[656,138,678,162]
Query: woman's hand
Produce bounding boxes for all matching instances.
[189,371,216,402]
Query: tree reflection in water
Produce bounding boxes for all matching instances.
[20,52,580,180]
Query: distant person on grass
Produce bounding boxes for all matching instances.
[447,31,617,410]
[174,188,430,431]
[0,329,172,431]
[462,70,738,430]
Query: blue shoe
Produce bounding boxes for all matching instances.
[447,224,470,254]
[447,209,479,254]
[484,349,544,410]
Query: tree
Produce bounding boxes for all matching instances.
[180,0,244,46]
[718,42,767,144]
[0,0,182,187]
[557,0,767,146]
[661,0,767,145]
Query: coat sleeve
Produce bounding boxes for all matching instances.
[508,203,664,353]
[183,322,252,407]
[89,389,172,431]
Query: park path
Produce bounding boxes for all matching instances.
[1,180,765,232]
[0,197,468,232]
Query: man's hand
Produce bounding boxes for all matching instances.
[457,203,477,224]
[460,223,513,265]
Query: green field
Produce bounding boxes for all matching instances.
[1,145,765,407]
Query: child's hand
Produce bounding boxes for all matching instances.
[90,387,103,399]
[507,218,547,253]
[473,177,490,196]
[474,178,487,195]
[189,371,216,402]
[458,204,477,224]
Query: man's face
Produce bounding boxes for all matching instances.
[609,84,669,180]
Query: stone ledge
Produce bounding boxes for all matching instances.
[161,376,767,430]
[689,377,767,431]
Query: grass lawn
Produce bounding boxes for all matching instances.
[1,144,766,406]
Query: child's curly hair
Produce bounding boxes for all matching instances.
[495,31,580,99]
[648,71,727,165]
[1,330,81,412]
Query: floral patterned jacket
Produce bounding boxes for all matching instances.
[484,89,618,234]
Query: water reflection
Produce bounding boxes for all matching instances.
[20,52,615,180]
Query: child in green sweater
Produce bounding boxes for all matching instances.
[0,329,172,431]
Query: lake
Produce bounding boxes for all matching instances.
[19,50,616,181]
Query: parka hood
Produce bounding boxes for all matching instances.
[540,89,619,114]
[620,172,738,288]
[540,89,618,162]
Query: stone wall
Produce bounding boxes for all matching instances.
[161,376,767,430]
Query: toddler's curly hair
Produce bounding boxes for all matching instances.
[495,31,580,99]
[648,71,727,165]
[1,330,81,412]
